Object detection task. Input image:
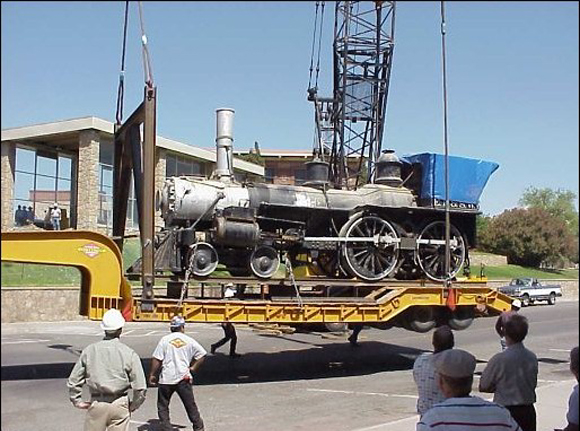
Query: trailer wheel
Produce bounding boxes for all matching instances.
[324,322,348,333]
[406,306,437,333]
[447,306,475,331]
[548,292,556,305]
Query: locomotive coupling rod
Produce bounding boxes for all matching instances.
[304,236,400,245]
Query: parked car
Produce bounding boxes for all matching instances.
[498,277,562,306]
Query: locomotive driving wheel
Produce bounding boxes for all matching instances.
[340,214,399,281]
[416,221,466,281]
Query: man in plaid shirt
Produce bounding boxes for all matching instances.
[413,325,455,416]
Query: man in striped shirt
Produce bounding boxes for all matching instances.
[417,349,521,431]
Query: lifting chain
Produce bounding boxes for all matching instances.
[177,244,198,310]
[283,253,303,307]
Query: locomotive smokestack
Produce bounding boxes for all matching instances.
[214,108,235,182]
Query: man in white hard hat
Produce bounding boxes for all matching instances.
[67,308,147,431]
[417,349,521,431]
[496,299,522,351]
[149,315,207,431]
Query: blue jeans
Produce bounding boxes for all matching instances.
[51,218,60,230]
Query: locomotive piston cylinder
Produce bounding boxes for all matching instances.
[213,217,260,248]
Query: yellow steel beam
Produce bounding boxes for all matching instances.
[131,286,514,324]
[1,230,132,319]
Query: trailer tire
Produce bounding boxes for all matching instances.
[548,292,556,305]
[447,306,475,331]
[406,306,437,333]
[325,322,349,333]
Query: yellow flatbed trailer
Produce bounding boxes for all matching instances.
[1,230,513,329]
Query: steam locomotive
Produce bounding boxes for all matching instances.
[155,109,498,283]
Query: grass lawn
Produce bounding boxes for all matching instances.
[482,265,578,280]
[1,238,142,287]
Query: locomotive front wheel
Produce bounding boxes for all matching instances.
[189,242,219,277]
[416,221,466,282]
[341,215,399,281]
[250,245,280,279]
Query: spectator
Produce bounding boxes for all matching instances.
[496,299,522,351]
[149,316,206,431]
[480,314,538,431]
[67,309,147,431]
[557,346,579,431]
[413,325,455,416]
[417,349,521,431]
[26,206,34,224]
[15,205,24,226]
[50,203,62,230]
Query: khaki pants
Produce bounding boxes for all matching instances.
[84,395,130,431]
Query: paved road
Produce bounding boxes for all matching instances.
[2,301,578,431]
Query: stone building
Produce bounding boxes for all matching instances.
[1,116,264,233]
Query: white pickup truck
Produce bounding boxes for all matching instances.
[499,277,562,306]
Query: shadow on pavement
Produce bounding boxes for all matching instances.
[1,341,425,384]
[136,419,187,431]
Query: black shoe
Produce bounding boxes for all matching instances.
[348,336,359,347]
[229,353,242,358]
[210,345,217,354]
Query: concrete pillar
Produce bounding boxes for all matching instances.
[155,148,167,229]
[1,143,15,230]
[77,130,100,230]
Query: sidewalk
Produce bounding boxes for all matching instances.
[355,379,576,431]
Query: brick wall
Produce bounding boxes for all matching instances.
[1,142,15,230]
[76,130,101,230]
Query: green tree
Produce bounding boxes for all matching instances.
[478,207,576,267]
[519,187,579,235]
[475,213,491,246]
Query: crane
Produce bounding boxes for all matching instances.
[308,1,396,190]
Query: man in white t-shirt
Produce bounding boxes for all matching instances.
[50,203,62,230]
[149,316,207,431]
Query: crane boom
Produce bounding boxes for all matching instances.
[310,1,396,190]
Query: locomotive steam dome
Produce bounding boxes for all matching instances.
[375,149,402,186]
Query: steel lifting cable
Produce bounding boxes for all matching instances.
[314,1,325,89]
[137,1,154,88]
[308,2,326,91]
[115,1,130,126]
[308,2,321,90]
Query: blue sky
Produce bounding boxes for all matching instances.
[2,1,578,215]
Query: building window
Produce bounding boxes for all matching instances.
[13,146,73,227]
[166,153,202,177]
[265,167,275,184]
[98,143,137,231]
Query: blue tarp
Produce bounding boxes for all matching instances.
[401,153,499,205]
